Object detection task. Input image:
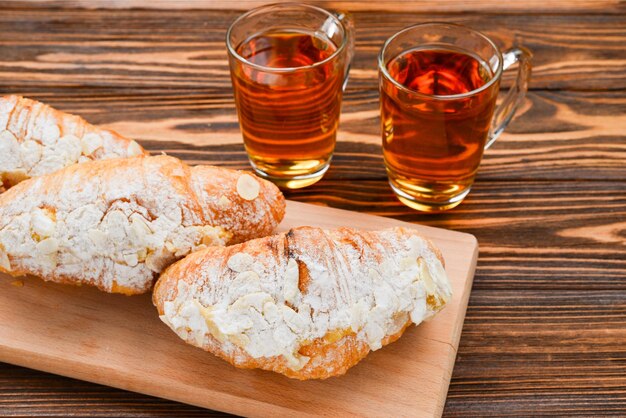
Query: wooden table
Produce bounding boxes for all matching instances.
[1,1,624,416]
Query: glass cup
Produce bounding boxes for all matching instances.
[379,23,532,212]
[226,3,354,189]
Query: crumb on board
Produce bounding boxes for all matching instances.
[10,279,24,287]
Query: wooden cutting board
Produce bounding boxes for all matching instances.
[0,200,478,418]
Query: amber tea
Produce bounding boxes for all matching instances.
[381,47,499,211]
[230,29,344,188]
[379,23,531,212]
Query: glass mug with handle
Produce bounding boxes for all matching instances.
[379,23,532,212]
[227,3,354,189]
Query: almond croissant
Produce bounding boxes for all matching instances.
[154,226,452,379]
[0,155,285,295]
[0,95,148,189]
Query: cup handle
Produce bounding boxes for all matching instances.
[485,47,532,149]
[332,11,355,91]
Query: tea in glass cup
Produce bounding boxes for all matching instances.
[227,3,354,189]
[379,23,531,211]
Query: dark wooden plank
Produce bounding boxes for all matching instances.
[4,0,625,14]
[0,2,624,417]
[0,364,225,417]
[0,87,622,182]
[447,290,626,417]
[0,8,624,90]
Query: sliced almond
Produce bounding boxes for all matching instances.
[234,270,260,285]
[273,324,296,348]
[145,252,162,272]
[364,314,385,351]
[262,301,281,324]
[409,297,427,325]
[281,305,308,333]
[227,252,254,272]
[297,303,312,322]
[350,298,369,332]
[129,213,152,244]
[81,133,103,155]
[388,312,408,335]
[236,173,260,201]
[228,333,251,348]
[283,351,310,371]
[373,280,399,311]
[0,250,11,271]
[0,130,21,174]
[20,140,43,168]
[228,270,262,300]
[123,253,139,267]
[399,256,416,270]
[36,237,59,254]
[60,134,82,162]
[0,129,17,143]
[231,291,271,313]
[41,123,61,144]
[430,258,451,303]
[417,257,436,295]
[196,303,227,344]
[164,241,177,253]
[31,208,56,238]
[126,140,144,156]
[283,258,300,304]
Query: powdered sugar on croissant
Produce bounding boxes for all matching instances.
[0,95,147,189]
[0,155,285,295]
[154,226,452,379]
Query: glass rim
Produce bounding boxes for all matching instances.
[378,22,504,101]
[225,2,348,73]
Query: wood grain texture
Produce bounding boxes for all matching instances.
[0,88,621,181]
[8,0,625,13]
[0,9,624,91]
[0,201,479,418]
[0,1,624,417]
[0,363,222,417]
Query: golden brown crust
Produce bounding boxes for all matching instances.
[0,155,285,294]
[154,226,451,379]
[190,165,285,244]
[0,95,149,189]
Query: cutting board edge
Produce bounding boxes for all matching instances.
[284,200,479,246]
[0,342,312,418]
[433,241,479,417]
[0,333,457,418]
[0,200,479,417]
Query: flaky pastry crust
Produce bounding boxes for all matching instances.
[154,226,451,379]
[0,155,285,294]
[0,95,148,189]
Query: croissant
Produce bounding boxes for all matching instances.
[154,226,452,380]
[0,155,285,295]
[0,95,148,189]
